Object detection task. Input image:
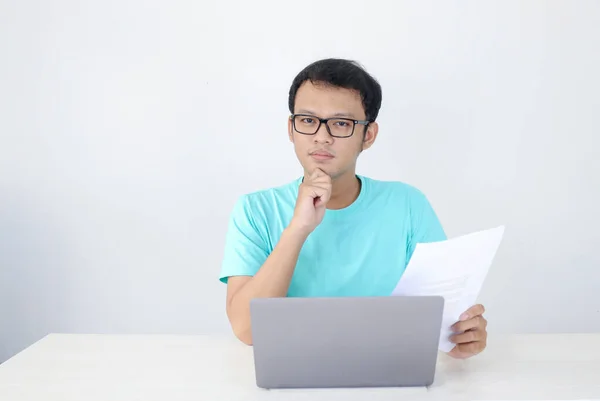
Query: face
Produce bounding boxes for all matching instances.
[288,81,378,180]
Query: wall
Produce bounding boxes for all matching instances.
[1,0,599,363]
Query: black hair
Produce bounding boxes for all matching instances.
[288,58,382,122]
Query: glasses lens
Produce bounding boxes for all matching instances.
[294,115,319,134]
[327,119,354,137]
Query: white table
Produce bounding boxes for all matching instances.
[0,333,599,401]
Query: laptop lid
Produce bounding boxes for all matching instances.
[250,295,444,389]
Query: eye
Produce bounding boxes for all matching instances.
[334,121,350,127]
[301,118,315,124]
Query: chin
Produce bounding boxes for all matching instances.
[320,168,344,180]
[306,162,333,175]
[301,159,346,180]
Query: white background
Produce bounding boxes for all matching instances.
[1,0,599,363]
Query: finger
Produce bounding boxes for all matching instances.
[309,174,332,186]
[304,170,320,183]
[300,180,330,192]
[452,315,487,332]
[311,168,328,179]
[455,341,485,355]
[452,315,487,333]
[450,328,485,344]
[460,304,485,321]
[306,185,331,202]
[313,189,331,208]
[311,175,332,184]
[304,183,331,195]
[315,189,332,205]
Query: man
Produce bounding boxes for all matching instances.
[219,58,488,359]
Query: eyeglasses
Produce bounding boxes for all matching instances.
[291,114,370,138]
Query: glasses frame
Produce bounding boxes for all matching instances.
[290,114,370,138]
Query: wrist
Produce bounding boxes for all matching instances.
[285,221,312,240]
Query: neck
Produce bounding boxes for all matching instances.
[326,171,361,210]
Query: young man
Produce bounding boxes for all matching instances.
[219,58,488,359]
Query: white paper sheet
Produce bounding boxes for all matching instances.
[391,225,505,352]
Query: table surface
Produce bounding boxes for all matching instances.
[0,333,599,401]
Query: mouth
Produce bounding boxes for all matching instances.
[310,150,334,161]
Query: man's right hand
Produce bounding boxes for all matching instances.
[289,168,332,234]
[225,168,331,345]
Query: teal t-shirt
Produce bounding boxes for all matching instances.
[219,175,447,297]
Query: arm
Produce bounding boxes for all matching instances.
[221,169,332,345]
[226,225,309,345]
[406,188,447,260]
[406,188,488,358]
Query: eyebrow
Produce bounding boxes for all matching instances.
[295,109,358,119]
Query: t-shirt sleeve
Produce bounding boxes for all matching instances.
[219,195,270,284]
[406,189,447,263]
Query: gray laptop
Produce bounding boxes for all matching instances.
[249,295,444,389]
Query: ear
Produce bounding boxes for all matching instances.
[361,121,379,151]
[288,116,294,143]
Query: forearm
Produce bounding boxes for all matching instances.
[227,225,309,344]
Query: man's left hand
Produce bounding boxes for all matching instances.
[448,304,488,359]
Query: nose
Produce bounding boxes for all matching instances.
[314,122,333,144]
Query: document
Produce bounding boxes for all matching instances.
[391,225,505,352]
